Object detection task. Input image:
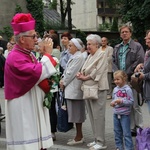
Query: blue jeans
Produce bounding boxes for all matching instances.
[113,114,134,150]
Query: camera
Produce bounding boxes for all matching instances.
[135,72,140,78]
[135,69,143,78]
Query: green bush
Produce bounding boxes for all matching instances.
[26,0,44,36]
[99,22,112,31]
[15,4,22,14]
[109,38,122,48]
[49,0,57,10]
[0,26,13,41]
[111,17,118,32]
[76,30,87,45]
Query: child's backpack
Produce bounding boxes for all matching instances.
[136,127,150,150]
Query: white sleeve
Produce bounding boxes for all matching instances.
[37,55,56,83]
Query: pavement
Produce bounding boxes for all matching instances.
[0,88,150,150]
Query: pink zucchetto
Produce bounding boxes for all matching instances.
[11,13,35,35]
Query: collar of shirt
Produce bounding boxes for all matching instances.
[121,39,131,46]
[62,49,69,55]
[118,40,131,71]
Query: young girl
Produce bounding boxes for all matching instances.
[110,70,134,150]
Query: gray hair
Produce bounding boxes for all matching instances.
[0,47,3,54]
[0,47,3,51]
[86,34,101,47]
[14,31,30,43]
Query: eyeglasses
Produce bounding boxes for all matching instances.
[23,34,38,39]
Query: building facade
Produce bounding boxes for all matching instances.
[71,0,97,31]
[70,0,122,31]
[0,0,122,35]
[0,0,27,31]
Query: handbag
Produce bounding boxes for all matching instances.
[130,73,143,93]
[82,84,98,100]
[130,72,145,106]
[136,127,150,150]
[57,90,73,132]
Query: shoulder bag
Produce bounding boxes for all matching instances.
[57,90,73,132]
[130,73,145,106]
[82,84,99,100]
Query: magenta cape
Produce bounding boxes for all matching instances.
[4,45,42,100]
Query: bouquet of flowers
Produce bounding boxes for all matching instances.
[43,71,60,109]
[43,58,60,109]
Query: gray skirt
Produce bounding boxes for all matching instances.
[66,99,86,123]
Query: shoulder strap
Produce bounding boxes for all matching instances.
[57,89,67,107]
[137,93,145,106]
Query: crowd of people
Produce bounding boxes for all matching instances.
[0,13,150,150]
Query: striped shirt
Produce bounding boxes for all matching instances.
[118,41,130,71]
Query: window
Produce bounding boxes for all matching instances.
[102,16,105,24]
[109,17,112,24]
[101,2,104,8]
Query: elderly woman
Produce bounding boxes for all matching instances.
[77,34,109,150]
[4,36,16,59]
[60,38,86,145]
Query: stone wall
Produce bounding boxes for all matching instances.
[0,0,27,30]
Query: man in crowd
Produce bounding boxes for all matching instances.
[4,13,57,150]
[100,37,113,99]
[112,25,145,136]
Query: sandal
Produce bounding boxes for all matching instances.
[67,138,84,145]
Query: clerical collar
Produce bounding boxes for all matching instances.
[15,44,35,63]
[15,44,31,55]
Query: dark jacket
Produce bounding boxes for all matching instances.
[143,52,150,100]
[0,54,5,87]
[113,39,145,80]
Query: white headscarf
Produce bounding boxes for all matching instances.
[71,38,82,50]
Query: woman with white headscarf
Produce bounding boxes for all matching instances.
[60,38,86,145]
